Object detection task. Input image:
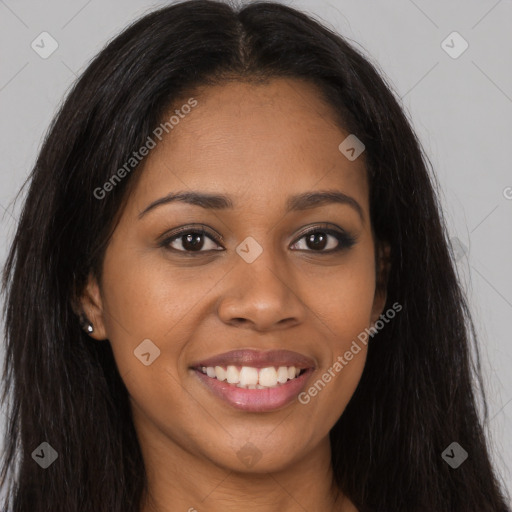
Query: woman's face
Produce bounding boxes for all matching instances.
[83,78,387,475]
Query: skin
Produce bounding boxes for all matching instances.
[81,77,390,512]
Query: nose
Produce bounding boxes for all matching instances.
[216,244,306,331]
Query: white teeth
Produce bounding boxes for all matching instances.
[201,365,304,388]
[259,367,278,387]
[214,366,226,382]
[239,366,259,387]
[277,366,289,384]
[226,365,240,384]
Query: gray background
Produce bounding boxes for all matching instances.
[0,0,511,503]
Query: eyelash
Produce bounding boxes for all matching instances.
[159,223,357,256]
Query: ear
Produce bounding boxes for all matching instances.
[370,241,391,326]
[74,273,109,340]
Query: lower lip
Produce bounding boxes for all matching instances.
[193,368,313,412]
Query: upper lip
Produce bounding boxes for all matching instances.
[191,349,316,369]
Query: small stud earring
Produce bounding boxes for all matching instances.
[79,313,94,334]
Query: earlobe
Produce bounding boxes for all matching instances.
[75,274,108,340]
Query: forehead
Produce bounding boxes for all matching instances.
[131,78,368,215]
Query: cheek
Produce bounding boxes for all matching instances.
[297,249,375,417]
[100,245,207,340]
[98,251,194,430]
[98,243,228,390]
[305,249,376,344]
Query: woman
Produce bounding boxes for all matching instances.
[1,0,510,510]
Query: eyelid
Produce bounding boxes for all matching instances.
[293,222,350,241]
[158,224,223,244]
[290,223,357,252]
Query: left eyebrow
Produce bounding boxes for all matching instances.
[138,189,364,224]
[285,190,364,223]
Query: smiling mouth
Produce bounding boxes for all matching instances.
[190,348,315,412]
[196,365,308,389]
[192,365,313,412]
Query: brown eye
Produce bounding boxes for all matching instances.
[162,227,223,253]
[290,226,356,253]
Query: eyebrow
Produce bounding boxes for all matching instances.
[138,189,364,223]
